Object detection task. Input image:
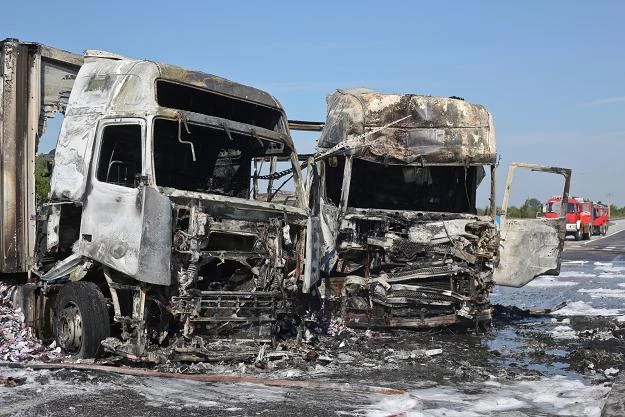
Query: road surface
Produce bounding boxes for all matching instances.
[1,221,625,416]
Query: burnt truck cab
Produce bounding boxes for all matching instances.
[36,51,312,359]
[312,89,570,329]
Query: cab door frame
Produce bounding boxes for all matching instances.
[494,162,571,287]
[77,117,171,285]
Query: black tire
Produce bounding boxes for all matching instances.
[602,225,608,236]
[574,230,581,241]
[53,281,110,358]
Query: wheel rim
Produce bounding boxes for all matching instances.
[58,302,83,353]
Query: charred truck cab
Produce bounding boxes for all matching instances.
[311,89,570,329]
[2,40,311,360]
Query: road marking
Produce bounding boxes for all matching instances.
[582,220,625,245]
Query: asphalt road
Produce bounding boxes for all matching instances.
[567,218,625,261]
[1,221,625,416]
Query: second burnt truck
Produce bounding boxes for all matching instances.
[1,39,315,360]
[305,88,571,329]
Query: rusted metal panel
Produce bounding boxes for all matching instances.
[77,179,171,285]
[288,120,325,132]
[317,88,496,165]
[0,39,81,273]
[157,64,282,110]
[40,59,79,119]
[0,39,22,272]
[0,39,31,273]
[39,44,84,68]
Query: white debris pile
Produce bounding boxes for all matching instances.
[0,283,63,362]
[327,317,354,337]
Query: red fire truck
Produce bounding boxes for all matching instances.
[545,196,593,240]
[592,202,610,236]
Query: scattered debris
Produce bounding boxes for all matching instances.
[425,348,443,357]
[0,284,63,362]
[493,302,568,322]
[1,375,27,387]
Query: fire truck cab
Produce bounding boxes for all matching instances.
[592,202,610,236]
[545,196,593,241]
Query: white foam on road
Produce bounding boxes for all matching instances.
[578,288,625,299]
[594,264,625,274]
[598,273,625,279]
[526,276,579,287]
[562,260,589,265]
[553,300,624,317]
[551,325,577,339]
[363,376,609,417]
[556,271,597,278]
[0,368,121,414]
[133,377,287,410]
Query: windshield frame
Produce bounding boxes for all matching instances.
[151,116,301,201]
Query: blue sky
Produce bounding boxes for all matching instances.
[3,0,624,206]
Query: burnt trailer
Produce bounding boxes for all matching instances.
[306,88,571,329]
[1,39,315,360]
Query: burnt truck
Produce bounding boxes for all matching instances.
[0,39,315,360]
[307,88,571,329]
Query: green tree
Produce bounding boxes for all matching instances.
[610,204,625,218]
[506,197,543,219]
[507,206,522,218]
[34,154,52,203]
[521,198,542,218]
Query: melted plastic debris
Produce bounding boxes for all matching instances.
[0,284,63,362]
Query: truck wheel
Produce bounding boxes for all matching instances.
[574,230,581,241]
[53,282,110,358]
[602,225,608,236]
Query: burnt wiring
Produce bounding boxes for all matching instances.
[175,111,196,162]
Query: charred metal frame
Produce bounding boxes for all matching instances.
[2,39,315,361]
[304,89,569,330]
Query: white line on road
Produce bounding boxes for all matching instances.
[582,219,625,246]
